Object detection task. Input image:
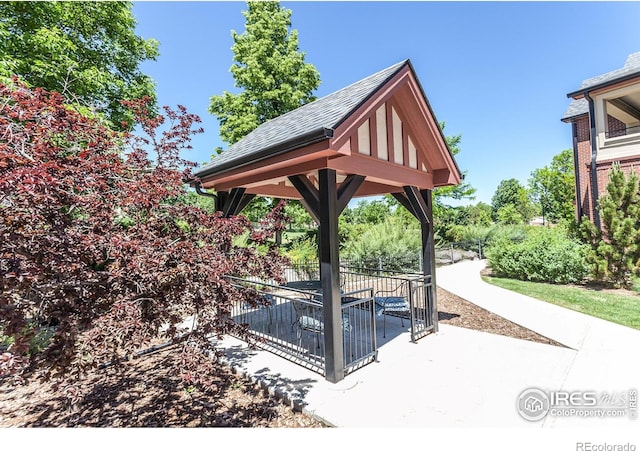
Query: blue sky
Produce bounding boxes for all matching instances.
[132,1,640,206]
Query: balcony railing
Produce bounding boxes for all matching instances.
[605,124,640,138]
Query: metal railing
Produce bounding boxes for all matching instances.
[340,267,435,342]
[286,261,436,343]
[228,259,437,377]
[605,124,640,138]
[227,276,377,376]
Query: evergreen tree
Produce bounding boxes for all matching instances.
[580,164,640,287]
[208,2,320,220]
[209,1,320,146]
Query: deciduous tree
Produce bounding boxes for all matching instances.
[433,131,476,209]
[0,1,158,130]
[491,178,532,223]
[529,149,575,224]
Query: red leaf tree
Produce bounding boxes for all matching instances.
[0,80,288,391]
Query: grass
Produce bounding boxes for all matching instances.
[482,276,640,330]
[282,230,307,244]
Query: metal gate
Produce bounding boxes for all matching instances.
[408,275,436,342]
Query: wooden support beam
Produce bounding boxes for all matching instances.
[420,188,438,333]
[337,175,366,215]
[223,187,248,217]
[318,168,344,383]
[237,193,256,215]
[216,191,229,213]
[299,198,320,224]
[288,175,320,218]
[403,185,430,224]
[391,192,418,220]
[433,168,453,186]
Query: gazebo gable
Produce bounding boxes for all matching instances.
[329,62,460,188]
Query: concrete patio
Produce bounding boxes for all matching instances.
[217,260,640,428]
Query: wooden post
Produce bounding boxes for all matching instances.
[317,169,344,382]
[420,189,438,333]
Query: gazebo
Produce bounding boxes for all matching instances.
[193,60,461,382]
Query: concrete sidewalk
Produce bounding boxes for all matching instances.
[217,260,639,428]
[437,260,640,428]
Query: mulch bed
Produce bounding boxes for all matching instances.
[437,287,563,347]
[0,287,561,428]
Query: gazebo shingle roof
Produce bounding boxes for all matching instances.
[195,60,408,179]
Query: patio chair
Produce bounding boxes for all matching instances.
[292,299,352,351]
[374,280,411,338]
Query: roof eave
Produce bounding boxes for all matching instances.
[561,112,588,123]
[566,72,640,99]
[192,127,334,182]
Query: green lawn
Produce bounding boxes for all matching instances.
[482,276,640,330]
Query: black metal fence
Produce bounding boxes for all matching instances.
[227,276,377,376]
[435,239,485,265]
[328,241,484,272]
[227,259,438,378]
[287,261,435,343]
[605,123,640,138]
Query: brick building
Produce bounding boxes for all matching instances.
[562,52,640,228]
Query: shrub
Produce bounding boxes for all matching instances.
[285,237,318,262]
[496,204,524,224]
[486,224,529,246]
[444,224,465,242]
[0,81,287,390]
[486,227,588,284]
[342,218,421,269]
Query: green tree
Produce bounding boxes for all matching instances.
[208,1,320,220]
[433,130,476,211]
[529,149,575,224]
[348,199,391,225]
[496,204,524,225]
[209,1,320,146]
[465,202,493,227]
[491,178,532,223]
[0,1,158,130]
[284,200,313,229]
[580,164,640,287]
